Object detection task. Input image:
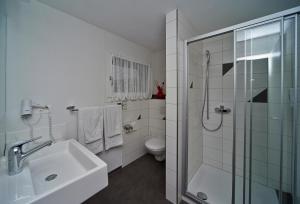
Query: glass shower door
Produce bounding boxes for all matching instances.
[234,16,298,204]
[294,13,300,204]
[0,0,6,157]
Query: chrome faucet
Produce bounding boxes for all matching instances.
[8,136,52,175]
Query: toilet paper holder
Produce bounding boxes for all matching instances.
[123,124,136,134]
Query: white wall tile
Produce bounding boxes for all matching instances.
[149,127,165,138]
[203,39,222,54]
[165,10,179,204]
[122,100,150,167]
[166,120,177,137]
[166,151,177,171]
[166,104,177,121]
[166,70,177,88]
[166,183,177,203]
[203,135,221,149]
[208,76,222,88]
[203,146,222,162]
[166,10,177,23]
[149,108,165,120]
[166,88,177,104]
[166,37,177,55]
[223,37,233,51]
[149,99,165,109]
[223,73,234,89]
[149,118,165,130]
[166,20,177,39]
[203,157,222,169]
[166,136,177,155]
[223,49,233,63]
[166,168,177,189]
[166,54,177,71]
[208,52,222,65]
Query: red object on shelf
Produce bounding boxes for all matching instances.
[157,86,164,98]
[153,82,165,99]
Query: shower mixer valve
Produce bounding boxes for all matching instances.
[215,105,231,114]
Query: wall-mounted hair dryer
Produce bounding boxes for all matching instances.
[20,99,48,118]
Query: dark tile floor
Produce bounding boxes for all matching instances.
[83,154,172,204]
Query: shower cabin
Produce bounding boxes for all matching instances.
[181,8,300,204]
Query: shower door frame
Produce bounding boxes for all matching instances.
[181,6,300,204]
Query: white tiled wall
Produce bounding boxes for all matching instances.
[197,33,235,172]
[5,114,67,151]
[151,50,166,95]
[149,99,166,141]
[3,0,168,173]
[122,100,149,167]
[4,0,154,164]
[187,42,203,182]
[165,9,198,203]
[4,100,150,169]
[165,9,178,204]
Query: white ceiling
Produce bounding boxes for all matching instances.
[38,0,176,51]
[39,0,299,51]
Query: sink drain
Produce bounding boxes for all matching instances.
[45,174,58,182]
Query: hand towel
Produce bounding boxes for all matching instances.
[104,105,123,150]
[79,106,104,154]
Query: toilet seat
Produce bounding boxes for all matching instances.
[145,138,165,151]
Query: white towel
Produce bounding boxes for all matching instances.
[79,106,104,154]
[104,105,123,150]
[84,140,103,155]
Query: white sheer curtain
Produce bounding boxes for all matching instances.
[111,56,150,101]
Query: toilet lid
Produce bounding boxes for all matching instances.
[145,138,165,150]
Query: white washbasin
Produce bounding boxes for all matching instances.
[0,139,108,204]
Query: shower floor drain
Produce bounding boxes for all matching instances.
[45,174,58,182]
[197,192,208,200]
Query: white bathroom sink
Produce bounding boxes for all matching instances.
[0,139,108,204]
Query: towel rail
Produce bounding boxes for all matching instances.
[66,105,78,112]
[66,104,122,144]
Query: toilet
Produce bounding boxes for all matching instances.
[145,137,165,161]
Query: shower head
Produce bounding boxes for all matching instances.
[205,50,210,64]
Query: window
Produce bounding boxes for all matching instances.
[111,56,151,101]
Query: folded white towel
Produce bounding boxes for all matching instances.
[104,105,122,137]
[79,106,104,154]
[105,134,123,150]
[104,105,123,150]
[85,139,103,154]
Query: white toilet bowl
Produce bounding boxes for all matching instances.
[145,137,165,161]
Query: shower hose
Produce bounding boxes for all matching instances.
[201,50,224,132]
